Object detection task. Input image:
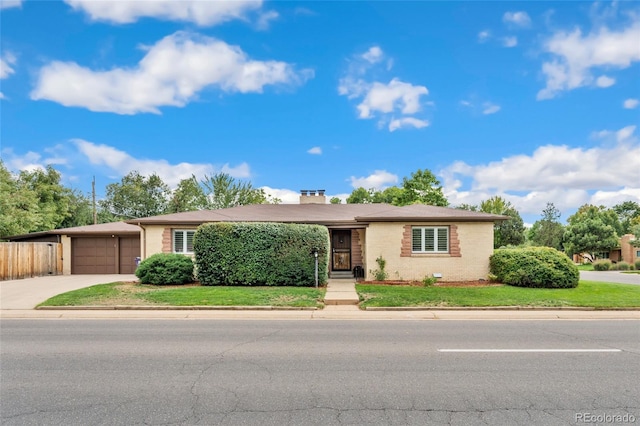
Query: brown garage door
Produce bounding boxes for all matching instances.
[71,236,140,274]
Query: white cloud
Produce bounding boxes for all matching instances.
[362,46,384,64]
[502,36,518,47]
[537,22,640,99]
[477,30,491,43]
[256,10,278,30]
[307,147,322,155]
[349,170,398,190]
[503,11,531,28]
[71,139,250,186]
[0,52,16,100]
[624,98,639,109]
[440,125,640,215]
[0,0,22,10]
[31,31,313,114]
[260,187,301,204]
[339,47,429,132]
[482,102,501,115]
[64,0,262,26]
[389,117,429,132]
[595,75,615,87]
[356,78,428,119]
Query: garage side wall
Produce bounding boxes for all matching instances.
[364,222,494,282]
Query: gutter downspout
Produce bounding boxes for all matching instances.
[138,223,146,260]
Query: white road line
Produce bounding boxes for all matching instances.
[438,349,621,353]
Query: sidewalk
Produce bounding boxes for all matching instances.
[323,278,359,305]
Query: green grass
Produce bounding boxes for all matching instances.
[357,281,640,309]
[38,283,325,308]
[576,264,594,271]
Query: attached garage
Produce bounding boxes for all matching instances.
[71,236,140,274]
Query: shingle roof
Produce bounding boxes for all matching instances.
[51,221,141,235]
[127,203,507,226]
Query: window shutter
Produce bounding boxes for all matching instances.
[437,227,448,252]
[424,228,435,251]
[186,231,194,253]
[174,231,184,253]
[412,228,422,252]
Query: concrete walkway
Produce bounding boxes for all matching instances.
[323,279,359,305]
[0,275,138,309]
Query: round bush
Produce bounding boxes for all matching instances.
[635,259,640,270]
[135,253,194,285]
[614,261,630,271]
[489,247,579,289]
[593,259,612,271]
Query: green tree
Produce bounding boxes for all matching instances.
[563,204,620,262]
[18,165,76,231]
[528,203,565,251]
[201,173,268,209]
[612,201,640,235]
[59,189,93,228]
[330,197,342,204]
[0,162,40,237]
[396,169,448,206]
[346,169,448,207]
[480,196,525,248]
[169,175,208,213]
[99,171,171,219]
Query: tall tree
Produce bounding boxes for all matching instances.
[346,169,448,207]
[528,203,565,251]
[397,169,448,206]
[59,189,93,228]
[169,175,208,213]
[480,196,525,248]
[612,201,640,235]
[99,171,171,219]
[563,204,620,262]
[18,165,74,231]
[201,173,268,209]
[0,162,39,237]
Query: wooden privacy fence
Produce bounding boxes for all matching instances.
[0,242,63,280]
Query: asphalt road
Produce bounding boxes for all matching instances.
[2,320,639,425]
[580,270,640,285]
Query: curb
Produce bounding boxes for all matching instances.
[365,306,640,311]
[37,305,318,311]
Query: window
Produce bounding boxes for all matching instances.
[173,230,195,254]
[412,226,449,253]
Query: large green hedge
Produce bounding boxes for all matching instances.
[194,222,329,286]
[489,247,579,289]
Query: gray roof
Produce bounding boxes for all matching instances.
[127,204,507,226]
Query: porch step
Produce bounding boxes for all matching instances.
[323,279,359,306]
[329,271,354,279]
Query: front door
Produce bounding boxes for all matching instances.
[332,230,351,271]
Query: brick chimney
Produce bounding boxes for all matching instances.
[300,189,327,204]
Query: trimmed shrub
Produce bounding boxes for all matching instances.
[194,222,329,286]
[489,247,579,289]
[614,261,630,271]
[635,259,640,270]
[593,259,612,271]
[135,253,194,285]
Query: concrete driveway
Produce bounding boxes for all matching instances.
[0,275,137,309]
[580,270,640,285]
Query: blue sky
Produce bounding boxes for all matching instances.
[1,0,639,225]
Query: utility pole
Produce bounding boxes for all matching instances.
[92,176,97,224]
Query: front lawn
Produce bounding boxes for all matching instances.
[38,282,325,308]
[357,281,640,309]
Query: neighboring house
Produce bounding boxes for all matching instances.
[7,190,507,281]
[573,234,639,264]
